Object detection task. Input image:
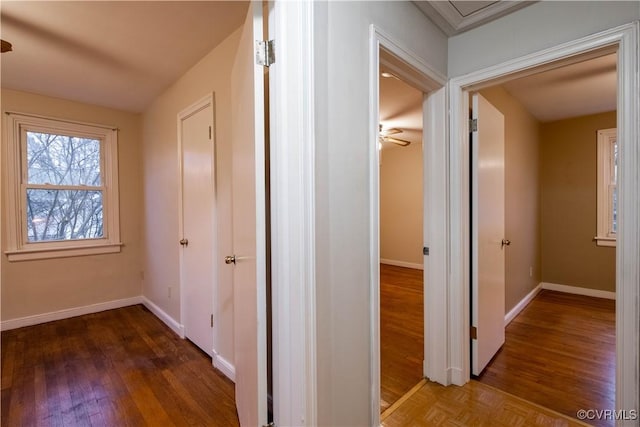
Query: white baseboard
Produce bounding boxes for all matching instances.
[380,258,423,270]
[212,350,236,383]
[141,296,185,338]
[0,296,142,331]
[449,367,465,386]
[504,284,542,326]
[540,282,616,300]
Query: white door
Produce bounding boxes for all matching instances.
[471,93,506,376]
[179,97,215,356]
[229,2,268,426]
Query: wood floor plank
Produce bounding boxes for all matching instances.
[380,264,424,412]
[476,290,615,427]
[1,305,239,427]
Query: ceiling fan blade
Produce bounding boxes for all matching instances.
[380,127,402,137]
[383,136,411,147]
[1,39,13,53]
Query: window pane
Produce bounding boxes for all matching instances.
[612,185,617,234]
[26,189,103,242]
[612,140,618,184]
[26,132,101,186]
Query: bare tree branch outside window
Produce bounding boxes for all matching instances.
[26,132,104,242]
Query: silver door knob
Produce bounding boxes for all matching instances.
[179,238,188,246]
[225,255,236,265]
[501,239,511,248]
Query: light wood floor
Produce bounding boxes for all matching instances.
[383,379,590,427]
[476,290,616,427]
[380,264,424,412]
[1,305,239,427]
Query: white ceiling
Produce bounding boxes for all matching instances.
[1,1,616,123]
[1,1,248,113]
[379,67,423,148]
[502,53,617,122]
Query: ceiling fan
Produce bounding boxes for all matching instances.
[379,125,411,147]
[1,39,13,53]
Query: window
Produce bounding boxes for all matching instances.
[596,128,617,247]
[4,113,121,261]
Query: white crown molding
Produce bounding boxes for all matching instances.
[413,1,536,36]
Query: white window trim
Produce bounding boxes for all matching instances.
[3,112,122,261]
[596,128,617,247]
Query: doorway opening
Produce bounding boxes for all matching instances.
[378,62,425,414]
[449,22,639,425]
[468,51,618,422]
[369,32,447,424]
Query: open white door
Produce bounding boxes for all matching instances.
[229,2,268,426]
[471,93,506,376]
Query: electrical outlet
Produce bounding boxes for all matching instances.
[168,287,172,298]
[529,267,534,277]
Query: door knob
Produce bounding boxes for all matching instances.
[225,255,236,265]
[179,238,189,247]
[501,239,511,248]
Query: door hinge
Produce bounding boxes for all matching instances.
[256,40,275,67]
[469,119,478,132]
[208,126,212,140]
[423,246,429,256]
[470,326,477,340]
[210,314,214,328]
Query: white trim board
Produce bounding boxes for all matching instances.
[504,284,541,326]
[141,296,185,338]
[1,296,142,331]
[540,282,616,300]
[212,350,236,383]
[380,259,424,270]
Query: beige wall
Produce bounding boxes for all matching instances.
[142,27,241,366]
[480,86,542,314]
[1,89,143,320]
[380,142,423,267]
[540,111,616,292]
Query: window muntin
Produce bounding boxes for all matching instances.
[4,113,121,261]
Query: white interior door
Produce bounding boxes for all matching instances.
[230,2,268,426]
[180,97,215,356]
[471,93,506,376]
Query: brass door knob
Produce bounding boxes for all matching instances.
[179,238,188,247]
[225,255,236,265]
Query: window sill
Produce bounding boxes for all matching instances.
[595,236,616,247]
[5,242,123,262]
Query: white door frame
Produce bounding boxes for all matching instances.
[177,93,217,352]
[368,25,448,425]
[269,1,318,426]
[448,22,639,416]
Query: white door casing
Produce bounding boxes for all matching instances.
[178,95,215,357]
[471,93,505,376]
[448,22,639,415]
[230,2,268,426]
[369,25,448,425]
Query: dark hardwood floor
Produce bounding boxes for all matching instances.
[380,264,424,412]
[1,305,239,427]
[476,289,616,427]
